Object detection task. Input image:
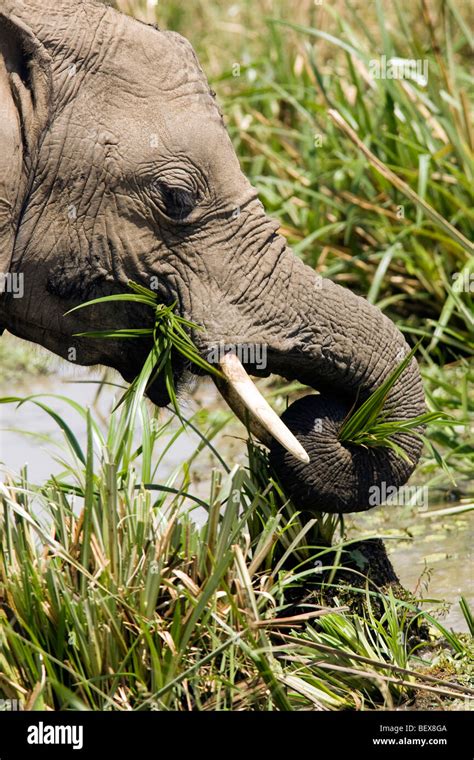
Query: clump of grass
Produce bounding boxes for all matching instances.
[338,342,446,461]
[68,280,221,418]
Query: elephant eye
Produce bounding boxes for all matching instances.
[156,182,196,221]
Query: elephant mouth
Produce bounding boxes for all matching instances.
[122,336,314,460]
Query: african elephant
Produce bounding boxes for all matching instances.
[0,0,425,513]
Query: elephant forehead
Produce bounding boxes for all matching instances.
[105,16,215,104]
[56,21,226,166]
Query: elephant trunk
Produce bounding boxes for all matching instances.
[213,253,425,514]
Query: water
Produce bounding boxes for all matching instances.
[0,368,203,484]
[0,359,471,633]
[348,503,473,633]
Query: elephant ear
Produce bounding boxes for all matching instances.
[0,12,51,292]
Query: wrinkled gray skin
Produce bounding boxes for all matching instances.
[0,0,425,513]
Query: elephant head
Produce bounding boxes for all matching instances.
[0,0,425,513]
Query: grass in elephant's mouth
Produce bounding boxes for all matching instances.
[68,280,222,419]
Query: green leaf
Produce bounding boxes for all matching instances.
[338,342,445,455]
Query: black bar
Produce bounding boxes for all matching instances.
[0,710,471,758]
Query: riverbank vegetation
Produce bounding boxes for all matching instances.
[0,387,472,709]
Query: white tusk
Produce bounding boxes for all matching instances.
[216,352,310,464]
